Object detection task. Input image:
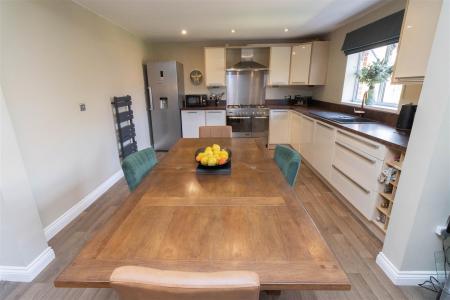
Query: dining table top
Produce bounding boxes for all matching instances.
[54,138,350,291]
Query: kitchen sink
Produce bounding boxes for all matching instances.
[309,111,376,124]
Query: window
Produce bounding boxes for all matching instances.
[342,43,403,109]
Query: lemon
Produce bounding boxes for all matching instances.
[220,150,229,159]
[207,156,217,166]
[200,156,209,165]
[212,144,221,152]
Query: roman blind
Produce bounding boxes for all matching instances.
[341,10,405,55]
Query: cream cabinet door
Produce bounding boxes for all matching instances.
[181,110,206,138]
[269,110,290,145]
[204,47,226,86]
[289,112,302,152]
[312,121,335,180]
[298,115,315,162]
[290,43,312,85]
[268,46,291,85]
[393,0,442,82]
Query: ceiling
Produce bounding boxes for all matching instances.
[73,0,384,42]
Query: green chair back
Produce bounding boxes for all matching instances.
[121,148,158,191]
[274,145,302,187]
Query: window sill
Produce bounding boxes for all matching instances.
[341,101,399,114]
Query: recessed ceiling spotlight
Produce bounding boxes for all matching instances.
[181,29,187,35]
[284,28,289,32]
[231,29,236,33]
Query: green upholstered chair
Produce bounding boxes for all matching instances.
[121,148,158,191]
[274,145,302,187]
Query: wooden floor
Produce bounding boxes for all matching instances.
[0,150,434,299]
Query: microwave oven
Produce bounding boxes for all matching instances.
[185,94,208,107]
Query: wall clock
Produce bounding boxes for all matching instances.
[190,70,203,86]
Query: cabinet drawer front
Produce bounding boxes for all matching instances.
[336,130,385,160]
[333,141,382,191]
[330,166,376,220]
[205,110,226,126]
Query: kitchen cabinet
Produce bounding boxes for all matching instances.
[205,110,226,126]
[268,46,291,85]
[289,111,302,152]
[311,121,335,180]
[392,0,442,83]
[204,47,226,87]
[269,109,290,145]
[267,108,388,222]
[290,41,329,85]
[298,115,315,162]
[181,110,205,138]
[330,130,385,220]
[269,109,394,221]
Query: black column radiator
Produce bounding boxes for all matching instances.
[112,95,137,158]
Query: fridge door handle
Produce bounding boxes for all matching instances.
[148,86,154,111]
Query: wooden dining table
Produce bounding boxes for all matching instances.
[55,138,350,291]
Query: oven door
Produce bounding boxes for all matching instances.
[226,116,252,137]
[251,116,269,137]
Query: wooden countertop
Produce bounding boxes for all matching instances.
[269,105,409,151]
[55,138,350,291]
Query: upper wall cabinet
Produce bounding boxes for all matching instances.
[268,46,291,85]
[289,41,329,85]
[392,0,442,83]
[204,47,226,87]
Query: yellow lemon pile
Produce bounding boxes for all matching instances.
[196,144,229,166]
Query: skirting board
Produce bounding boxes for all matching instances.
[376,252,438,286]
[44,170,124,241]
[0,247,55,282]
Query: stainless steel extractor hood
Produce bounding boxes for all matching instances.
[226,48,268,71]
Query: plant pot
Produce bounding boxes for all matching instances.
[365,87,375,105]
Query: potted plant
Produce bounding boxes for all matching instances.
[356,58,393,105]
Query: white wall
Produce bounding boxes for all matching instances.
[1,85,50,268]
[0,0,150,228]
[381,0,450,273]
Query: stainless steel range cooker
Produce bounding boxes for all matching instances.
[226,105,269,139]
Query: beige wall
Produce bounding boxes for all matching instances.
[312,0,422,112]
[1,85,49,267]
[149,42,314,99]
[150,42,218,95]
[1,0,150,227]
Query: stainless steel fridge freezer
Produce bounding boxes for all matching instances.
[145,61,184,151]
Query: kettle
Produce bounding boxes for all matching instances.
[396,103,417,131]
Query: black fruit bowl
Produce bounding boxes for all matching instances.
[194,147,232,169]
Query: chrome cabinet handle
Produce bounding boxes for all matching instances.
[227,116,250,119]
[316,121,333,130]
[254,116,269,119]
[337,130,379,149]
[187,111,198,114]
[335,141,376,164]
[332,164,370,194]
